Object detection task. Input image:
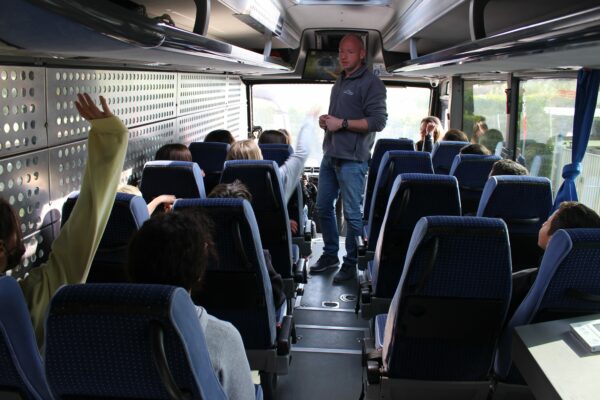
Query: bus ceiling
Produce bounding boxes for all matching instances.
[0,0,598,79]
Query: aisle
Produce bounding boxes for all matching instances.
[276,236,370,400]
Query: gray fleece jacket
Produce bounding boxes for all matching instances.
[196,306,255,400]
[324,64,387,162]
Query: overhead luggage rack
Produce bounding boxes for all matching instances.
[0,0,291,74]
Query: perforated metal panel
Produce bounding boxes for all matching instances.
[0,66,47,157]
[46,69,177,146]
[0,149,50,236]
[226,76,247,138]
[124,119,178,185]
[178,74,228,116]
[48,140,87,201]
[177,110,227,145]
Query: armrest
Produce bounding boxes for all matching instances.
[276,315,293,356]
[293,257,307,284]
[303,218,313,241]
[357,250,374,271]
[356,235,367,256]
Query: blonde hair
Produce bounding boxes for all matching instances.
[226,139,263,161]
[118,184,142,196]
[421,116,443,143]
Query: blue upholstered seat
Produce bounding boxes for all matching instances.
[364,150,434,254]
[366,174,461,303]
[431,141,469,174]
[189,142,230,194]
[44,284,228,399]
[259,144,293,167]
[449,154,501,215]
[477,176,552,271]
[140,161,206,206]
[382,216,511,380]
[220,160,301,287]
[495,228,600,382]
[0,276,54,400]
[61,191,149,283]
[363,139,415,220]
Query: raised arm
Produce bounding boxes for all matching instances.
[21,94,129,345]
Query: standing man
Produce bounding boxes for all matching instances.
[310,33,387,282]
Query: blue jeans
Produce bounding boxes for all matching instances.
[316,156,367,266]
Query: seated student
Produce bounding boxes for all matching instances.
[118,184,176,215]
[0,93,128,346]
[510,201,600,317]
[442,129,469,142]
[128,211,255,400]
[489,159,529,177]
[226,116,316,203]
[479,128,504,154]
[155,143,193,162]
[208,181,286,308]
[204,129,235,145]
[258,129,291,145]
[460,143,492,155]
[415,116,443,152]
[472,120,488,143]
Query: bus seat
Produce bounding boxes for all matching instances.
[363,138,415,222]
[0,276,54,400]
[449,154,501,215]
[495,228,600,383]
[44,284,229,400]
[260,144,314,258]
[189,142,230,194]
[359,150,434,270]
[140,161,206,208]
[364,216,511,399]
[174,198,293,397]
[61,191,149,283]
[477,176,552,271]
[221,160,306,300]
[360,174,461,319]
[431,141,469,174]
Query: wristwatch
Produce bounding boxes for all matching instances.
[341,119,348,130]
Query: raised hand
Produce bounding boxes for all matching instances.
[75,93,114,121]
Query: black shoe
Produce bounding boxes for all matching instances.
[310,254,340,273]
[333,263,357,283]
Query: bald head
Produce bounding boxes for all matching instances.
[338,34,366,76]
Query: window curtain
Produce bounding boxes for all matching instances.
[553,68,600,210]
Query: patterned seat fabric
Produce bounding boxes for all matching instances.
[382,216,512,381]
[431,141,469,174]
[140,160,205,205]
[449,154,501,215]
[477,176,552,271]
[45,283,227,399]
[189,142,230,194]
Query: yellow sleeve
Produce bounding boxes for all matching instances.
[19,116,128,346]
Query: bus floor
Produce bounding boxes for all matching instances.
[275,235,370,400]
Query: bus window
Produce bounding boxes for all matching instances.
[375,86,431,143]
[517,79,600,213]
[463,80,508,153]
[252,84,430,167]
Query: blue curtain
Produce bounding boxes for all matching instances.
[553,69,600,210]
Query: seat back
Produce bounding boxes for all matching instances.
[140,161,206,206]
[431,141,469,174]
[0,276,54,400]
[371,174,461,298]
[449,154,501,215]
[44,284,227,400]
[259,144,293,167]
[61,192,149,282]
[363,139,415,219]
[495,228,600,380]
[189,142,230,194]
[220,160,293,278]
[174,198,277,350]
[477,176,552,271]
[366,150,434,252]
[383,216,511,381]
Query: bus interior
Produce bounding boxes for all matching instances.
[1,0,600,399]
